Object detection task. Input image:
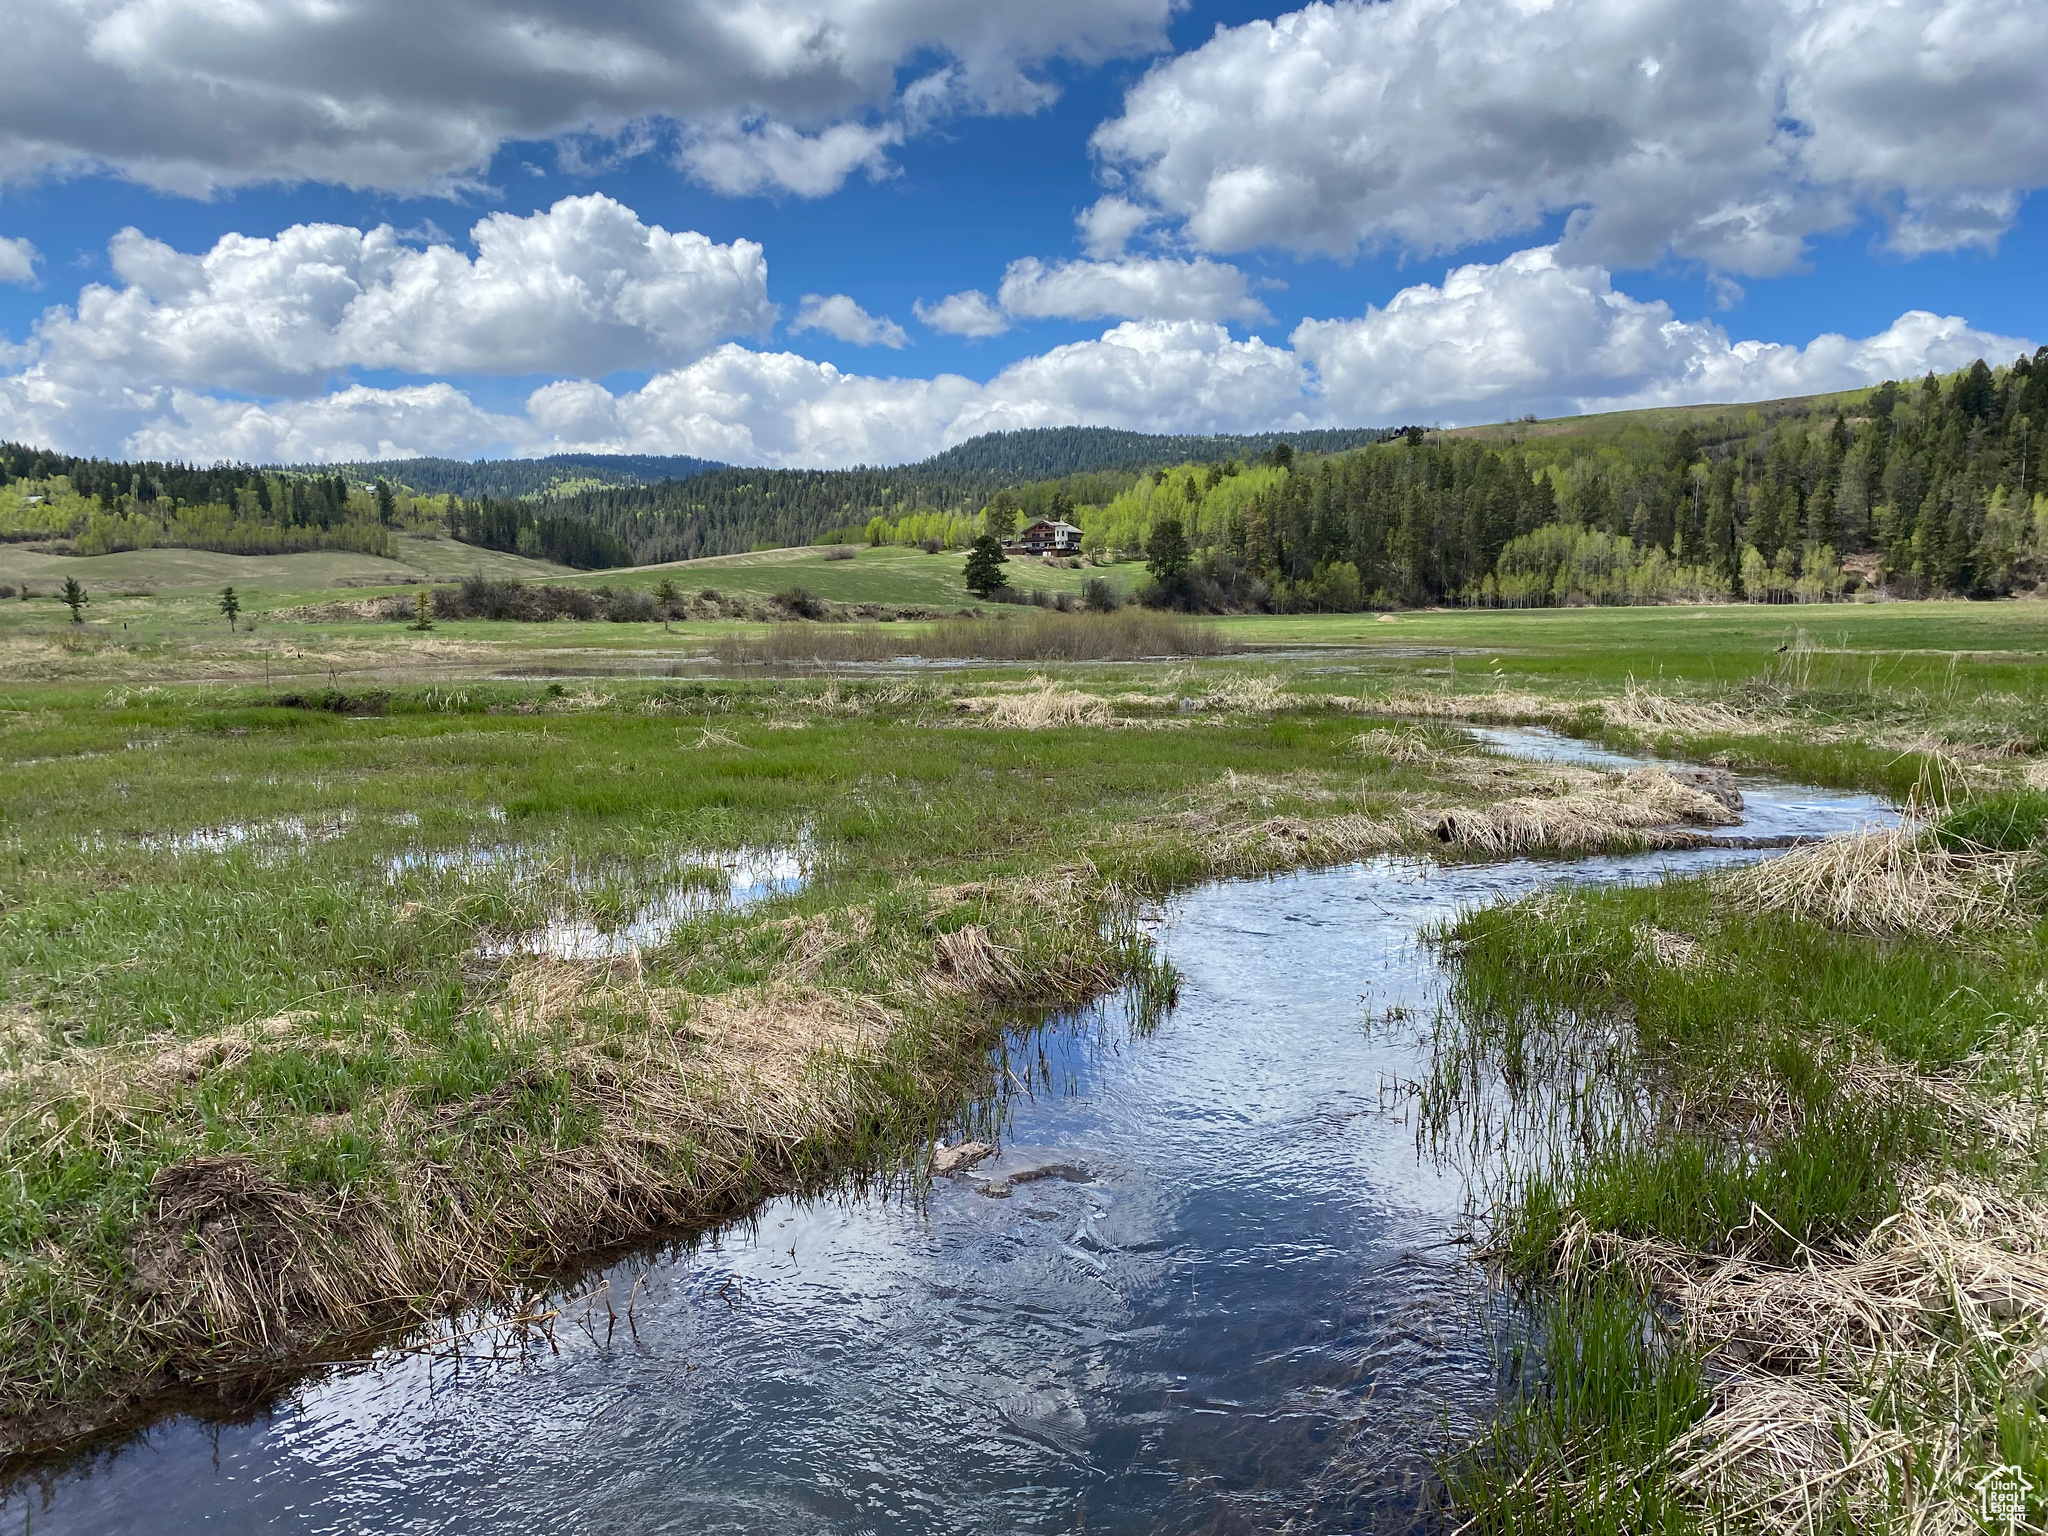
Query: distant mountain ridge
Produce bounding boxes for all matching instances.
[326,426,1406,501]
[911,426,1403,480]
[302,452,728,500]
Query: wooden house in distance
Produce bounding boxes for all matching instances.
[1007,518,1083,556]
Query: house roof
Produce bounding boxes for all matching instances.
[1018,519,1081,534]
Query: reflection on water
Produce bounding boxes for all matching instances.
[10,735,1895,1535]
[386,844,809,960]
[128,813,357,856]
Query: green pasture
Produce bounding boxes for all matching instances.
[0,532,575,593]
[565,542,1131,608]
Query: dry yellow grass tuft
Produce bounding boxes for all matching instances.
[1351,725,1447,765]
[1197,675,1290,713]
[1602,683,1750,735]
[1370,682,1767,741]
[1420,767,1740,855]
[1636,923,1706,970]
[1566,1182,2048,1532]
[961,677,1115,729]
[1376,687,1574,725]
[1735,824,2028,940]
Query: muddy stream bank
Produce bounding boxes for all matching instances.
[10,732,1892,1535]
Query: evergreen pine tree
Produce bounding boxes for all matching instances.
[1145,517,1192,589]
[963,535,1008,598]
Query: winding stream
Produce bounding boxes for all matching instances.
[11,732,1893,1535]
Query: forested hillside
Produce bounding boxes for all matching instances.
[322,453,726,500]
[339,427,1397,505]
[914,425,1401,479]
[347,426,1404,564]
[509,464,1158,563]
[0,448,403,559]
[1101,355,2048,609]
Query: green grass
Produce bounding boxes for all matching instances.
[543,541,1137,608]
[1218,602,2048,682]
[3,592,2048,1515]
[1446,1280,1712,1536]
[0,531,574,592]
[0,671,1531,1452]
[1438,879,2033,1265]
[1428,846,2048,1530]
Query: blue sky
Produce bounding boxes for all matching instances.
[0,0,2042,466]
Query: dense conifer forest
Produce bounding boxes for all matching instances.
[1090,355,2048,609]
[1249,354,2048,607]
[911,425,1403,479]
[0,450,397,558]
[317,453,727,501]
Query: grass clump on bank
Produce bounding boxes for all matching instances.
[1429,812,2048,1532]
[0,878,1158,1453]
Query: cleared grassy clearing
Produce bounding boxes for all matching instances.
[559,542,1140,609]
[0,532,574,592]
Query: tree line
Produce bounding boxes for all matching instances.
[317,452,726,501]
[1117,356,2048,610]
[0,451,410,558]
[442,498,635,569]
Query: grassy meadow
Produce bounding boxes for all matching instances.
[3,541,2048,1530]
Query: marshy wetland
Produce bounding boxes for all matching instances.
[3,595,2048,1533]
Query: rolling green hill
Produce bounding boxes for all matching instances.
[338,426,1408,565]
[0,532,573,593]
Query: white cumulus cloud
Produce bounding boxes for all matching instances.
[1092,0,2048,273]
[678,119,904,198]
[123,384,527,466]
[529,322,1312,466]
[16,195,773,397]
[0,230,2031,469]
[2,0,1178,198]
[996,256,1269,325]
[1076,196,1156,258]
[915,290,1010,339]
[0,238,39,286]
[790,293,910,348]
[1292,246,2032,421]
[918,254,1268,336]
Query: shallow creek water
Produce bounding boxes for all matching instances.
[14,734,1893,1535]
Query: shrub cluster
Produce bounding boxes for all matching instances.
[415,577,671,623]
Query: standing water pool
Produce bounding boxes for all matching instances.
[10,734,1894,1535]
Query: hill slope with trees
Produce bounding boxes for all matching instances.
[313,453,727,501]
[4,355,2042,603]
